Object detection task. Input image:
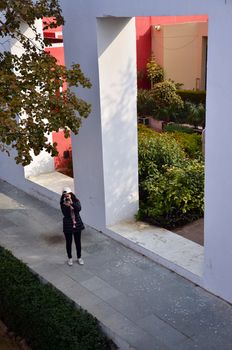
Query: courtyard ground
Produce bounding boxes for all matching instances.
[0,180,231,350]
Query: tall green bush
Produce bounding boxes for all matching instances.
[138,125,204,228]
[146,55,164,85]
[169,131,203,159]
[138,57,184,122]
[0,247,114,350]
[150,81,184,121]
[137,89,154,116]
[176,90,206,105]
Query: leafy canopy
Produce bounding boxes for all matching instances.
[0,0,91,165]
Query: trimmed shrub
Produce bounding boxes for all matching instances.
[137,89,155,116]
[0,247,115,350]
[172,132,203,160]
[176,90,206,105]
[163,123,195,134]
[150,81,184,122]
[137,83,184,123]
[138,125,204,228]
[139,161,204,227]
[163,127,203,159]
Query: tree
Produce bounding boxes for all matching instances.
[146,55,164,87]
[151,81,184,122]
[0,0,91,165]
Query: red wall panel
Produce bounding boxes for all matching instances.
[136,15,208,88]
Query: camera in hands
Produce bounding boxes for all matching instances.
[64,197,71,204]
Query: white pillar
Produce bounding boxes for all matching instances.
[204,8,232,303]
[97,18,138,226]
[61,14,138,230]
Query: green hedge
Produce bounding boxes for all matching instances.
[138,125,204,228]
[166,130,203,160]
[137,89,154,116]
[176,90,206,105]
[0,247,115,350]
[163,123,195,134]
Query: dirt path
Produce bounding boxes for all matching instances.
[173,218,204,245]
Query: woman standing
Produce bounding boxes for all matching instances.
[60,187,85,266]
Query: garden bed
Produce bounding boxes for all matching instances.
[0,247,115,350]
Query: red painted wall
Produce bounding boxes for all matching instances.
[52,131,72,171]
[43,18,70,171]
[43,17,63,38]
[136,15,208,88]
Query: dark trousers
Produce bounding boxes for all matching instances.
[64,230,82,259]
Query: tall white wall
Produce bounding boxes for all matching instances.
[60,0,232,303]
[97,18,138,226]
[61,14,138,230]
[204,7,232,303]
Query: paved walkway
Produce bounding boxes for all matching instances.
[1,180,232,350]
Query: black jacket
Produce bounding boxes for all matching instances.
[60,193,85,233]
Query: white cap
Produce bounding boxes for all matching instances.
[62,186,72,194]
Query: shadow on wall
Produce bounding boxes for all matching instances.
[97,17,132,57]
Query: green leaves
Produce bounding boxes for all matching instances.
[138,125,204,228]
[138,56,184,122]
[185,102,205,128]
[0,0,91,165]
[0,247,113,350]
[146,55,164,85]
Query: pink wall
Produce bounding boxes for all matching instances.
[52,131,72,171]
[45,46,64,65]
[43,19,70,171]
[136,15,208,88]
[43,17,63,38]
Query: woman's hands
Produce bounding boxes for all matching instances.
[63,194,73,206]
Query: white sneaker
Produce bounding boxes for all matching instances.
[77,258,84,265]
[67,258,73,266]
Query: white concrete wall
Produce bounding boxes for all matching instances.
[97,18,138,226]
[24,147,54,178]
[61,14,138,230]
[62,16,106,231]
[60,0,232,304]
[204,7,232,303]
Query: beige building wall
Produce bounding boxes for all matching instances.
[152,22,208,90]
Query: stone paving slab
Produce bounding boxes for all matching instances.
[107,220,204,285]
[1,179,232,350]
